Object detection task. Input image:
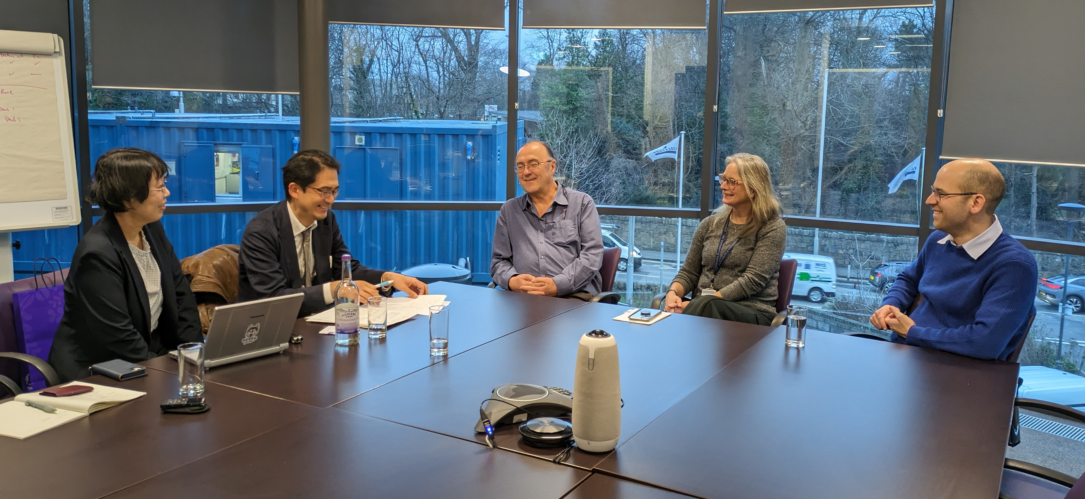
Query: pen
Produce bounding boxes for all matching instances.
[25,400,56,414]
[377,280,394,288]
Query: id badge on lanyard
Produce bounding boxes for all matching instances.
[705,218,737,296]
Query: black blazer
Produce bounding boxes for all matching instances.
[238,201,386,317]
[48,214,202,382]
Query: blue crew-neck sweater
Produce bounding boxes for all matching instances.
[882,230,1037,360]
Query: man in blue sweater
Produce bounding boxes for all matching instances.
[870,158,1037,360]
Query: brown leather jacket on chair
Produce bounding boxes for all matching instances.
[180,244,240,333]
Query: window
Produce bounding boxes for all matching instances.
[784,227,919,334]
[520,28,707,208]
[327,24,511,202]
[84,4,297,206]
[717,7,934,224]
[984,160,1085,243]
[154,210,496,284]
[1021,250,1085,405]
[601,215,697,306]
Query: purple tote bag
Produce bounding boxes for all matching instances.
[12,258,65,391]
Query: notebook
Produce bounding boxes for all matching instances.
[0,382,145,439]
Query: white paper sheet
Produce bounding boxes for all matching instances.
[307,295,448,325]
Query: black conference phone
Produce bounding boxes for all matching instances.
[474,383,573,433]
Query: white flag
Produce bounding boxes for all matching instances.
[644,136,681,162]
[888,154,922,194]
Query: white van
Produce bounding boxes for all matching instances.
[783,253,837,303]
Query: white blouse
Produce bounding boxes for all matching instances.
[129,231,163,332]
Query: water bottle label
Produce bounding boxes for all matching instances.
[335,305,359,330]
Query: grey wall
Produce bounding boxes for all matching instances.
[941,0,1085,166]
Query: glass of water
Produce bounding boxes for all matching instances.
[786,305,808,348]
[429,304,450,357]
[177,342,205,400]
[367,295,388,339]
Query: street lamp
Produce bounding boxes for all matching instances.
[1056,202,1085,360]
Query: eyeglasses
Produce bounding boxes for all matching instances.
[929,185,977,201]
[308,187,340,199]
[150,185,168,194]
[515,159,552,173]
[715,175,744,188]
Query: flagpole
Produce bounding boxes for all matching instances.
[677,131,685,268]
[813,67,829,256]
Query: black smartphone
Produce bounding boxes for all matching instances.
[161,398,205,409]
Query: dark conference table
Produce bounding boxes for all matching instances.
[1,283,1018,498]
[142,282,585,408]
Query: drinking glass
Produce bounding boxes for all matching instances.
[429,304,450,357]
[177,342,205,399]
[367,295,388,339]
[786,305,808,348]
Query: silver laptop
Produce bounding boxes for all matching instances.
[171,293,304,369]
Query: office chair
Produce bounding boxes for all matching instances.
[650,259,797,327]
[0,352,60,398]
[485,247,622,304]
[998,398,1085,499]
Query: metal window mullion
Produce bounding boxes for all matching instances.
[919,0,953,253]
[506,1,520,201]
[701,0,724,220]
[71,0,92,236]
[298,0,330,152]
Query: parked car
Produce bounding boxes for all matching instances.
[869,261,911,292]
[783,253,837,303]
[1037,275,1085,314]
[1018,365,1085,407]
[601,227,642,272]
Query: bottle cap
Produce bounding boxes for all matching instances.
[341,254,351,261]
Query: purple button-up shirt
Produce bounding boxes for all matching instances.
[490,185,603,296]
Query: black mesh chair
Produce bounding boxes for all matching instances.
[999,399,1085,499]
[0,352,60,398]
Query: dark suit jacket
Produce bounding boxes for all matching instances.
[238,201,386,317]
[48,214,202,382]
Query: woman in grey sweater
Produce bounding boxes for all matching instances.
[663,153,786,325]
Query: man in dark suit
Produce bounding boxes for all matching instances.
[239,150,427,317]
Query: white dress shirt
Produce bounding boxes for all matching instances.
[287,203,334,304]
[937,216,1003,260]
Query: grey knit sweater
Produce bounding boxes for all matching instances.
[673,213,787,318]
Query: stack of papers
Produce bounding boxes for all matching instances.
[307,295,449,331]
[0,381,145,439]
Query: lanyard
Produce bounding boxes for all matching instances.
[711,218,738,277]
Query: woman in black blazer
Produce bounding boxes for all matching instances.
[49,149,202,382]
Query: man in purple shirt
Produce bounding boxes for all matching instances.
[490,141,604,301]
